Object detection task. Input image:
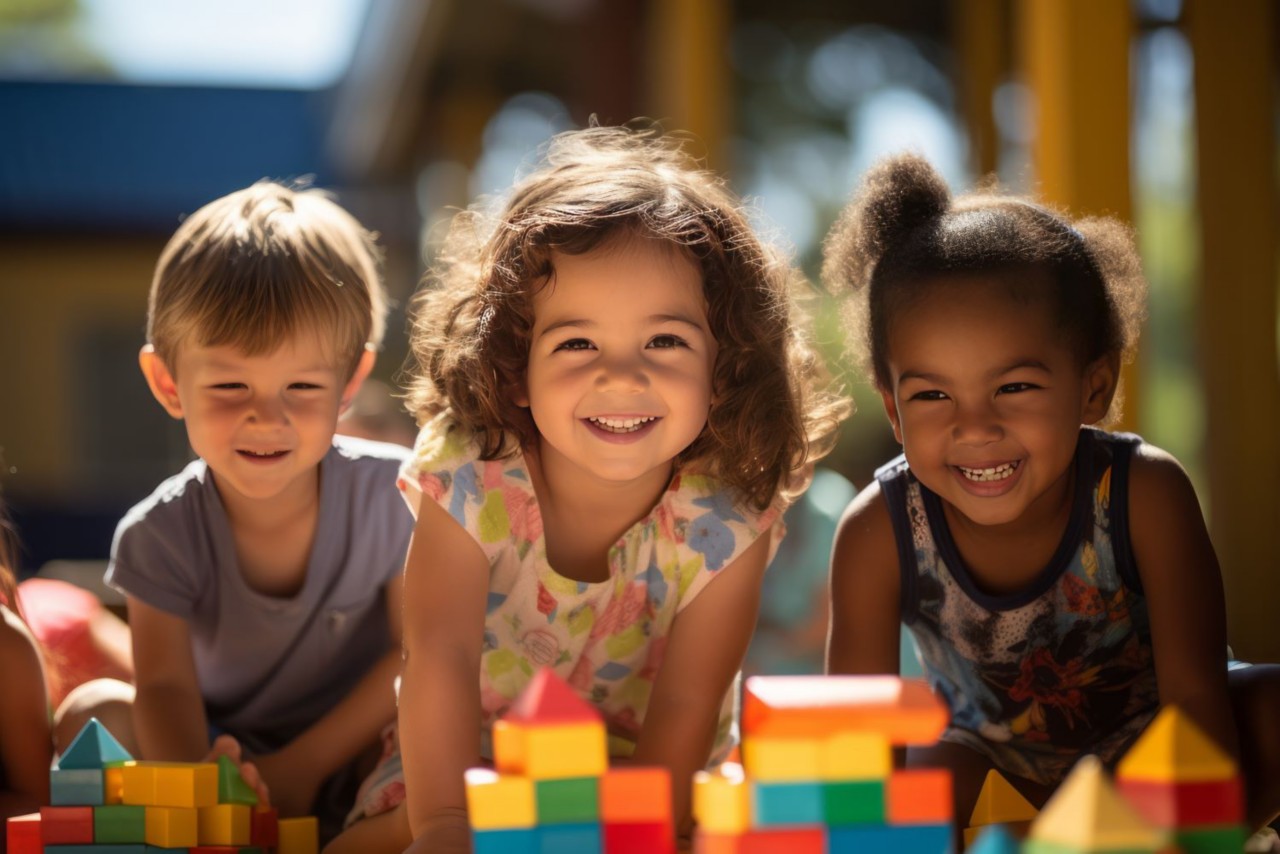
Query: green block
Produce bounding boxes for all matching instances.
[216,755,259,806]
[1177,825,1248,854]
[534,777,599,825]
[94,805,147,843]
[823,779,886,826]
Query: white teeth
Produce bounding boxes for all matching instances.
[587,416,657,434]
[958,461,1019,482]
[244,450,284,457]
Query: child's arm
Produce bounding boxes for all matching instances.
[631,531,772,835]
[252,576,405,817]
[398,497,490,845]
[128,595,211,761]
[0,607,52,818]
[1127,446,1239,758]
[826,483,902,676]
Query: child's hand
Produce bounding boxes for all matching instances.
[201,735,271,807]
[406,808,471,854]
[250,748,320,818]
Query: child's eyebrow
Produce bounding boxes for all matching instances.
[898,359,1052,384]
[536,313,707,338]
[648,313,707,331]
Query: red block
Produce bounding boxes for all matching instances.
[250,806,279,849]
[605,820,676,854]
[1118,777,1244,828]
[38,807,93,845]
[6,813,43,854]
[742,828,826,854]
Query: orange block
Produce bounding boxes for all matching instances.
[741,676,947,744]
[600,767,673,824]
[888,768,953,824]
[694,827,826,854]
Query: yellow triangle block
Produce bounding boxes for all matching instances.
[969,770,1039,826]
[1115,706,1238,782]
[1030,756,1166,850]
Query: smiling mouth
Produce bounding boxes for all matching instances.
[238,449,288,459]
[585,416,659,434]
[957,461,1020,482]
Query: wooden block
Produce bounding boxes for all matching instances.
[39,808,93,845]
[45,846,146,854]
[693,831,746,854]
[751,781,823,827]
[821,779,885,826]
[599,767,672,824]
[534,776,598,825]
[93,805,147,844]
[143,806,197,848]
[1116,707,1237,783]
[602,821,675,854]
[821,731,892,781]
[57,719,133,770]
[827,822,951,854]
[471,827,537,854]
[104,764,126,805]
[1029,756,1165,850]
[1174,825,1248,854]
[1117,777,1244,828]
[888,768,953,824]
[741,827,826,854]
[123,763,218,808]
[189,848,265,854]
[6,812,43,854]
[504,668,600,725]
[196,804,250,846]
[969,770,1038,826]
[964,821,1032,848]
[249,807,277,849]
[215,757,258,807]
[276,816,318,854]
[741,676,947,745]
[464,768,536,830]
[741,737,822,782]
[50,769,104,806]
[535,822,601,853]
[493,720,608,780]
[693,764,751,834]
[966,825,1021,854]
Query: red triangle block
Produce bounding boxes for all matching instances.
[504,668,600,724]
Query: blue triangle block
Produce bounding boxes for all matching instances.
[57,717,133,769]
[969,825,1021,854]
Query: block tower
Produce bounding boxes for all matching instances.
[963,770,1039,847]
[464,667,675,853]
[1115,707,1248,854]
[5,718,317,854]
[1023,755,1165,854]
[693,675,953,854]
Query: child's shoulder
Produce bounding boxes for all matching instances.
[116,458,216,539]
[663,470,784,538]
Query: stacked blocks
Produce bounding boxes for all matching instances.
[1024,756,1165,854]
[964,770,1039,846]
[1115,707,1247,854]
[5,718,316,854]
[694,675,953,854]
[465,668,675,853]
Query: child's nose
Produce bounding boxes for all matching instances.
[952,402,1002,443]
[594,353,649,393]
[248,394,289,425]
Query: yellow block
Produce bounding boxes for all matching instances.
[1116,706,1238,782]
[493,720,607,780]
[144,806,198,848]
[1030,756,1167,850]
[104,764,126,805]
[821,732,892,781]
[969,770,1038,826]
[197,803,251,846]
[278,816,319,854]
[740,736,821,782]
[464,768,536,829]
[123,762,218,808]
[692,763,750,834]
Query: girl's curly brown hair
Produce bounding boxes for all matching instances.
[823,153,1148,423]
[407,125,847,511]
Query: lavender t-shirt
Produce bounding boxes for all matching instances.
[106,436,413,753]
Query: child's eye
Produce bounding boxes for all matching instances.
[553,338,594,352]
[648,335,688,350]
[211,383,246,391]
[289,383,323,391]
[909,390,948,402]
[998,382,1038,394]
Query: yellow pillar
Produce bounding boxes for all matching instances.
[644,0,731,168]
[1186,0,1280,662]
[952,0,1007,178]
[1017,0,1139,429]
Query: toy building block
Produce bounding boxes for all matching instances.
[1116,776,1243,829]
[249,807,278,849]
[50,769,104,806]
[887,768,953,825]
[693,764,751,834]
[6,812,42,854]
[190,848,266,854]
[821,731,893,781]
[57,719,133,770]
[144,806,198,848]
[740,737,822,782]
[965,822,1033,848]
[694,827,827,854]
[276,816,318,854]
[969,770,1039,827]
[39,807,94,845]
[197,804,251,846]
[751,781,824,827]
[122,762,218,808]
[104,764,126,805]
[967,824,1022,854]
[493,719,608,780]
[464,768,536,830]
[215,757,259,806]
[1172,824,1248,854]
[1115,707,1237,783]
[741,675,947,745]
[43,846,147,854]
[599,767,672,825]
[827,822,951,854]
[535,821,602,853]
[1025,756,1165,854]
[504,667,601,725]
[534,776,599,824]
[472,827,537,854]
[603,820,675,854]
[93,805,147,843]
[819,779,885,826]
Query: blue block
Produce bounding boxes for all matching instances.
[57,718,133,769]
[50,768,104,805]
[968,825,1020,854]
[472,827,537,854]
[48,847,147,854]
[752,781,825,827]
[537,822,602,854]
[828,823,953,854]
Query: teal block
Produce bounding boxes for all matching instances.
[828,822,952,854]
[51,769,104,806]
[537,822,601,854]
[534,777,598,824]
[472,827,537,854]
[57,718,133,769]
[823,779,886,826]
[94,805,147,843]
[752,781,824,827]
[968,825,1020,854]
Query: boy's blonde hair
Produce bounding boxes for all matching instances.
[147,181,387,377]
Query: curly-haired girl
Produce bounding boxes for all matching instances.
[824,152,1280,830]
[328,125,847,854]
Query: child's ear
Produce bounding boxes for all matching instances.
[139,345,184,419]
[1082,354,1120,424]
[339,346,377,414]
[879,386,904,444]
